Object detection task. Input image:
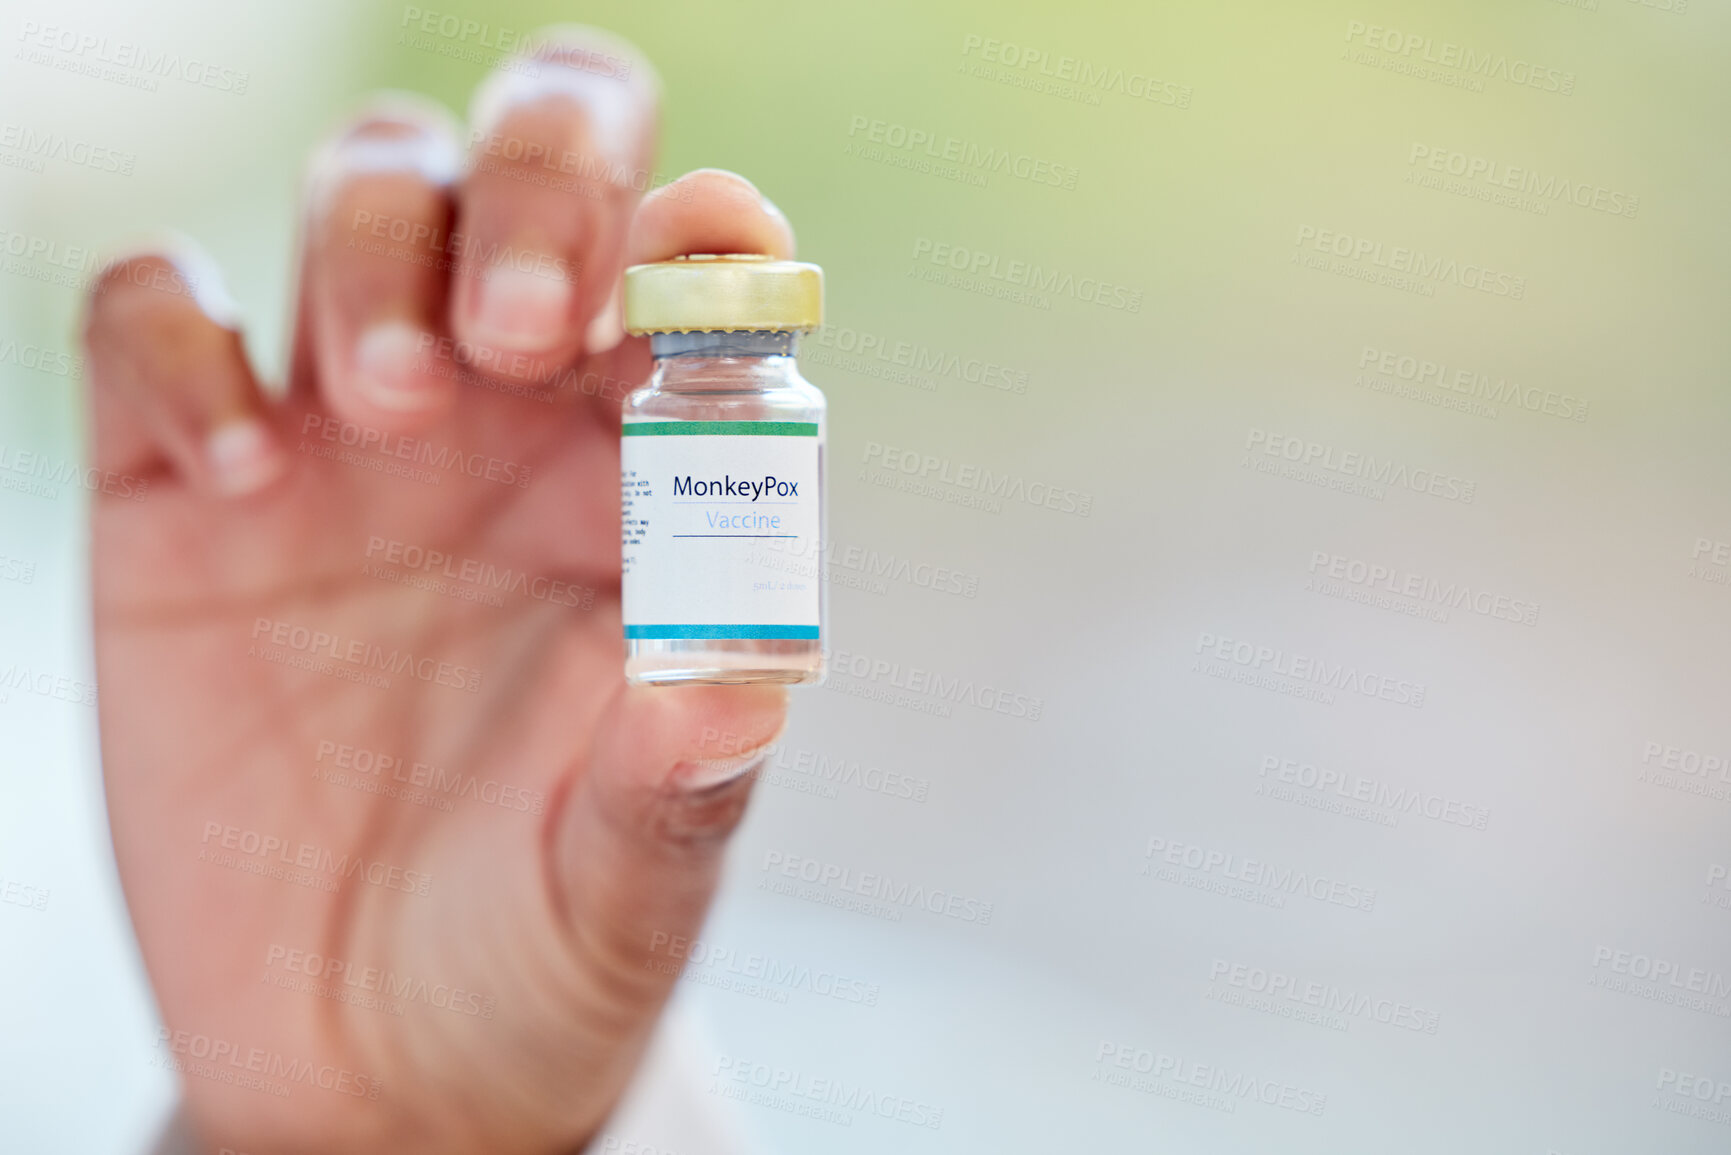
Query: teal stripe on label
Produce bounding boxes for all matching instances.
[622,421,818,437]
[626,624,821,640]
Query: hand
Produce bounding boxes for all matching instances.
[84,28,795,1155]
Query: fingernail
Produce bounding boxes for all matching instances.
[206,417,285,497]
[354,321,440,411]
[669,719,788,792]
[668,751,765,796]
[470,264,574,352]
[669,751,766,793]
[583,290,623,355]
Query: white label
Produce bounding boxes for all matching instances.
[621,421,821,641]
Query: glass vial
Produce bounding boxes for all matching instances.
[620,255,826,686]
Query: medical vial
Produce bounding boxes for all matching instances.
[620,254,826,686]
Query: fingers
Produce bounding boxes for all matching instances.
[291,35,790,426]
[296,97,463,425]
[451,27,659,369]
[552,684,787,1018]
[624,168,797,265]
[83,242,286,498]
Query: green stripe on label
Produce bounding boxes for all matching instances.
[626,624,820,640]
[622,421,819,437]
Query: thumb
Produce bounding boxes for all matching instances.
[548,681,787,1090]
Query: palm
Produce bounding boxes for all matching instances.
[100,355,645,1150]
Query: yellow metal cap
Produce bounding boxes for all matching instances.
[623,253,823,334]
